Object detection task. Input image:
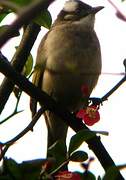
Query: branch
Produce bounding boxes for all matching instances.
[0,90,23,124]
[0,0,20,12]
[0,54,124,179]
[108,0,126,21]
[90,76,126,105]
[0,108,45,160]
[101,75,126,101]
[0,23,40,114]
[90,60,126,105]
[0,0,55,48]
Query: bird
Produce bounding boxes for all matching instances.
[30,0,103,164]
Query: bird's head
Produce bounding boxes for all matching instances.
[54,0,104,29]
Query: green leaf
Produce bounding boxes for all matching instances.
[0,13,8,22]
[69,150,88,162]
[34,10,52,29]
[0,7,11,22]
[83,171,96,180]
[23,53,33,77]
[10,0,33,6]
[68,129,95,155]
[15,46,33,77]
[4,158,21,179]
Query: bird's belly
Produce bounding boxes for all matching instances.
[42,69,97,111]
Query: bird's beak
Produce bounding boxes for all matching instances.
[92,6,104,14]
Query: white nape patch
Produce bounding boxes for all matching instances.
[63,0,78,12]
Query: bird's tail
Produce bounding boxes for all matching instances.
[44,111,68,170]
[44,111,68,151]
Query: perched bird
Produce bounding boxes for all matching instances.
[30,0,103,160]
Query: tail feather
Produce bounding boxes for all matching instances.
[44,111,68,154]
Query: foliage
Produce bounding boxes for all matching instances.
[10,0,34,6]
[34,10,52,29]
[0,0,125,179]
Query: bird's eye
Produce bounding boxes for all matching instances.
[64,14,76,20]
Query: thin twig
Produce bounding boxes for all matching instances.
[90,60,126,105]
[0,23,40,114]
[0,110,23,125]
[0,0,55,47]
[108,0,126,21]
[90,75,126,105]
[0,0,20,12]
[0,108,45,160]
[101,75,126,102]
[0,91,23,124]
